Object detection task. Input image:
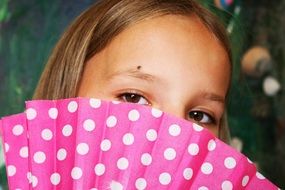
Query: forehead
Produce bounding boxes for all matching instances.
[106,16,227,68]
[88,14,230,96]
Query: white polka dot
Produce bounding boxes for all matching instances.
[90,98,101,108]
[201,162,213,175]
[110,180,123,190]
[83,119,96,132]
[94,163,105,176]
[12,124,24,136]
[151,108,163,118]
[41,128,53,141]
[62,124,73,136]
[76,143,89,155]
[71,167,83,180]
[123,133,134,145]
[68,101,78,113]
[224,157,236,169]
[159,172,171,185]
[183,168,193,180]
[34,151,46,164]
[112,100,120,104]
[128,109,140,121]
[26,108,37,120]
[4,143,9,152]
[242,175,249,187]
[141,153,152,166]
[146,129,157,142]
[48,108,58,119]
[198,186,209,190]
[32,175,38,187]
[164,148,176,160]
[168,124,181,136]
[193,123,203,132]
[50,173,61,185]
[27,172,32,183]
[101,139,111,151]
[188,143,199,156]
[207,139,216,151]
[106,116,117,128]
[19,146,29,158]
[117,157,129,170]
[221,180,233,190]
[7,165,16,176]
[135,178,147,190]
[256,172,265,180]
[90,188,98,190]
[33,151,46,164]
[57,148,67,161]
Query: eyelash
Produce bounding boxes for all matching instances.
[188,111,216,125]
[116,90,151,106]
[116,91,216,125]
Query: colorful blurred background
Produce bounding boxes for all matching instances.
[0,0,284,189]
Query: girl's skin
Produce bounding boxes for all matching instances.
[78,15,230,136]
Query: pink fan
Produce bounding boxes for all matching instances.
[0,98,279,189]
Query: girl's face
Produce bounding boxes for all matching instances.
[78,15,230,136]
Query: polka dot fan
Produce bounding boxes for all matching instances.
[0,98,279,189]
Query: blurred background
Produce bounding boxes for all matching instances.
[0,0,284,189]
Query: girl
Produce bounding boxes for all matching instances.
[33,0,231,142]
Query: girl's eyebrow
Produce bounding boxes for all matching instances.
[107,69,225,104]
[202,92,225,104]
[107,68,157,82]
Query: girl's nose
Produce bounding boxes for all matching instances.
[160,103,186,120]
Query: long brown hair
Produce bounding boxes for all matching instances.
[33,0,232,142]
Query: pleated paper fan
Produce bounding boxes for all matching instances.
[0,97,279,190]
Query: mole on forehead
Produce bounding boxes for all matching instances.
[106,66,156,82]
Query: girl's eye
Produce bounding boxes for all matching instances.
[118,93,150,105]
[188,111,215,124]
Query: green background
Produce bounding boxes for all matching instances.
[0,0,284,189]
